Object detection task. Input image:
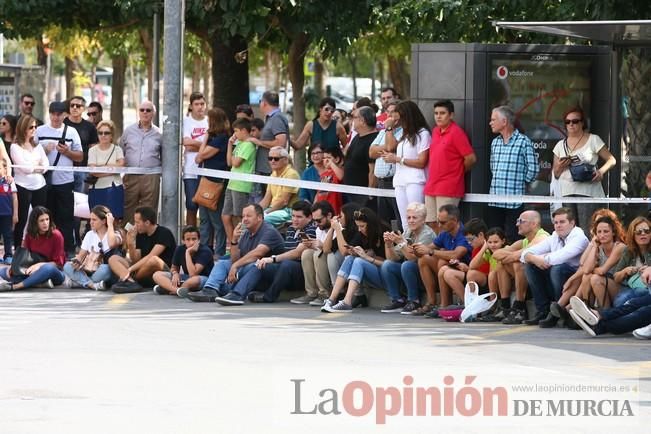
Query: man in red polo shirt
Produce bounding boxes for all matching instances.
[423,100,476,231]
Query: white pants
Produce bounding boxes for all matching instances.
[395,183,425,230]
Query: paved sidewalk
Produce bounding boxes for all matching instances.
[1,289,649,433]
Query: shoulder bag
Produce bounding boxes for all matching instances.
[11,247,48,277]
[85,144,117,186]
[564,139,595,183]
[44,124,68,185]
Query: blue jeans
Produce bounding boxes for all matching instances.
[613,285,650,307]
[199,192,226,256]
[595,294,651,335]
[258,260,305,302]
[63,263,113,288]
[204,258,260,297]
[525,263,576,314]
[338,256,383,289]
[0,263,64,289]
[0,216,13,260]
[381,260,421,302]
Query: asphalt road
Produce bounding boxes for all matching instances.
[1,289,650,433]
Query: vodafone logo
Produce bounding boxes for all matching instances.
[496,65,508,80]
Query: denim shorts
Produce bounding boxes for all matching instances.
[183,178,200,211]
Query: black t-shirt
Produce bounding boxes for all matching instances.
[172,243,214,276]
[348,231,386,258]
[344,131,378,187]
[135,225,177,266]
[64,118,99,166]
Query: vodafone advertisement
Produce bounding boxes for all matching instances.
[487,53,593,196]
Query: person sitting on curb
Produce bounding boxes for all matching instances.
[520,207,588,327]
[109,206,176,293]
[289,201,336,306]
[569,264,651,339]
[259,146,300,227]
[246,200,317,304]
[152,225,214,296]
[491,210,549,325]
[185,203,284,304]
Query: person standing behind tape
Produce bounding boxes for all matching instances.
[36,101,83,257]
[248,91,289,203]
[87,120,125,219]
[487,105,538,243]
[182,92,208,227]
[119,100,162,225]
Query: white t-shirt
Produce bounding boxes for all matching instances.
[552,133,606,197]
[182,115,208,180]
[81,229,122,254]
[88,144,124,189]
[393,128,431,187]
[35,123,82,185]
[10,143,49,190]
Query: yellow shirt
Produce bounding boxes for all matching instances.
[270,164,299,209]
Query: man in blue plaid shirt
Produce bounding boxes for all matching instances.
[487,105,539,242]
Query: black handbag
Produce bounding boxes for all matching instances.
[563,139,595,183]
[11,247,48,277]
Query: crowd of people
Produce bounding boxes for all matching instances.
[1,88,650,341]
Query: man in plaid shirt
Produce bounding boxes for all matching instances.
[487,105,539,242]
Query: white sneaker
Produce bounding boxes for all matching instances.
[93,281,106,291]
[569,296,599,326]
[63,277,73,288]
[633,323,651,339]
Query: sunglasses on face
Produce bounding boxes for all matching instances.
[98,131,112,136]
[564,119,582,125]
[268,156,285,161]
[70,103,84,109]
[23,101,35,106]
[28,125,37,130]
[635,228,651,236]
[322,106,335,113]
[516,218,530,225]
[139,108,153,113]
[87,111,99,117]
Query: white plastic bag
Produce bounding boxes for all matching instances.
[461,284,498,323]
[463,281,480,307]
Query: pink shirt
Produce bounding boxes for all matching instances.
[424,121,474,198]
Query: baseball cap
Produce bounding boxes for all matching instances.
[49,101,66,113]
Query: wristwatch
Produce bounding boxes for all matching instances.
[230,240,239,245]
[272,255,277,263]
[386,126,393,132]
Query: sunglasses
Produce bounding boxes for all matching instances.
[98,131,112,136]
[564,119,582,125]
[0,121,7,126]
[87,111,99,117]
[516,218,530,225]
[322,106,335,113]
[268,156,285,161]
[635,228,651,236]
[139,108,153,113]
[28,125,37,130]
[70,103,84,109]
[465,235,477,243]
[23,101,35,106]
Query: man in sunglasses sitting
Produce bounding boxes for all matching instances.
[118,100,162,225]
[259,146,299,227]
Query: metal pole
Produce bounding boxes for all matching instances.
[152,8,161,126]
[161,0,184,236]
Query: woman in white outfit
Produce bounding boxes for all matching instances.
[381,100,430,230]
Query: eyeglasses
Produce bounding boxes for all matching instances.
[564,119,582,125]
[465,235,477,243]
[98,131,112,136]
[87,111,99,117]
[23,101,35,106]
[268,156,285,161]
[139,108,153,113]
[70,103,84,109]
[516,218,530,225]
[28,125,37,130]
[311,150,323,155]
[635,228,651,236]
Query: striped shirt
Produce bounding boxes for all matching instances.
[489,129,538,209]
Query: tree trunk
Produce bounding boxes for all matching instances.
[211,33,249,121]
[348,54,358,100]
[64,57,75,100]
[314,55,324,99]
[111,54,127,138]
[191,54,202,93]
[202,55,212,102]
[36,39,48,67]
[621,48,651,219]
[139,28,154,99]
[387,54,410,99]
[287,32,310,173]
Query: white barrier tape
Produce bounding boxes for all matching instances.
[12,164,650,204]
[12,165,162,175]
